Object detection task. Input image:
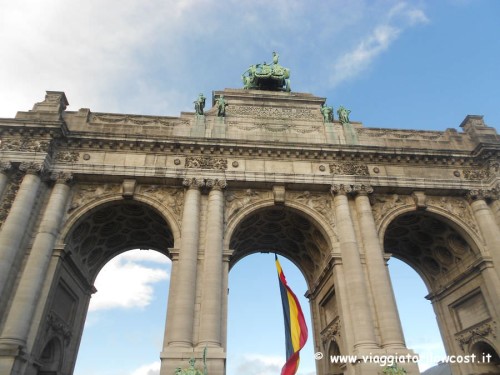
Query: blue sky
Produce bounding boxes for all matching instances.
[1,1,499,374]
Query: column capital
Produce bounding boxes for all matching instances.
[0,161,12,173]
[467,188,494,202]
[50,172,74,184]
[206,178,227,191]
[331,183,353,196]
[19,162,44,175]
[352,184,374,196]
[182,177,205,190]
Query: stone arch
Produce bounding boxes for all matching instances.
[37,336,63,374]
[470,340,500,374]
[59,192,181,250]
[381,208,481,289]
[34,197,176,374]
[380,205,499,375]
[225,198,336,284]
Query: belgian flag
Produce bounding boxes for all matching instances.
[275,254,308,375]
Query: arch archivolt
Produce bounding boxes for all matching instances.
[58,183,182,248]
[224,189,337,283]
[376,195,484,256]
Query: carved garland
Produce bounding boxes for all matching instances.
[0,137,50,152]
[55,151,80,163]
[329,163,369,176]
[456,321,496,350]
[46,312,72,345]
[227,105,316,120]
[185,156,227,170]
[90,114,189,127]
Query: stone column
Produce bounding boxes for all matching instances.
[468,189,500,278]
[0,162,43,300]
[198,179,226,348]
[331,184,378,350]
[491,187,500,229]
[0,162,12,198]
[162,249,180,347]
[0,173,72,348]
[220,250,231,351]
[353,185,406,349]
[165,178,203,347]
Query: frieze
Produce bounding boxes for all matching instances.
[50,172,74,184]
[0,137,50,153]
[67,184,121,213]
[456,321,496,350]
[89,113,189,127]
[185,156,227,170]
[55,151,80,163]
[329,163,369,176]
[356,128,444,140]
[227,105,316,120]
[227,121,322,134]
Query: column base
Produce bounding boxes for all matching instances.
[160,345,226,375]
[0,343,27,375]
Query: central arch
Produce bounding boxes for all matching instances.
[225,201,335,373]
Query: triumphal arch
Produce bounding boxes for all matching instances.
[0,57,499,375]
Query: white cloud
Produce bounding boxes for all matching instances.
[120,249,171,264]
[329,2,429,88]
[130,361,161,375]
[89,251,169,312]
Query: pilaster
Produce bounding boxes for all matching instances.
[0,162,12,199]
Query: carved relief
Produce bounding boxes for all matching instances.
[456,321,497,350]
[290,191,336,229]
[55,151,80,163]
[321,318,341,343]
[185,156,227,170]
[19,162,44,174]
[372,194,413,226]
[227,105,316,120]
[426,196,480,239]
[225,189,264,219]
[67,184,121,213]
[0,137,50,152]
[227,121,322,134]
[140,185,184,219]
[90,113,189,127]
[357,128,444,140]
[46,312,72,345]
[329,163,369,176]
[463,168,489,181]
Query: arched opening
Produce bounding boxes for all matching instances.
[388,258,446,372]
[73,249,170,375]
[384,210,484,373]
[227,254,315,374]
[227,205,332,375]
[38,200,175,375]
[470,341,500,374]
